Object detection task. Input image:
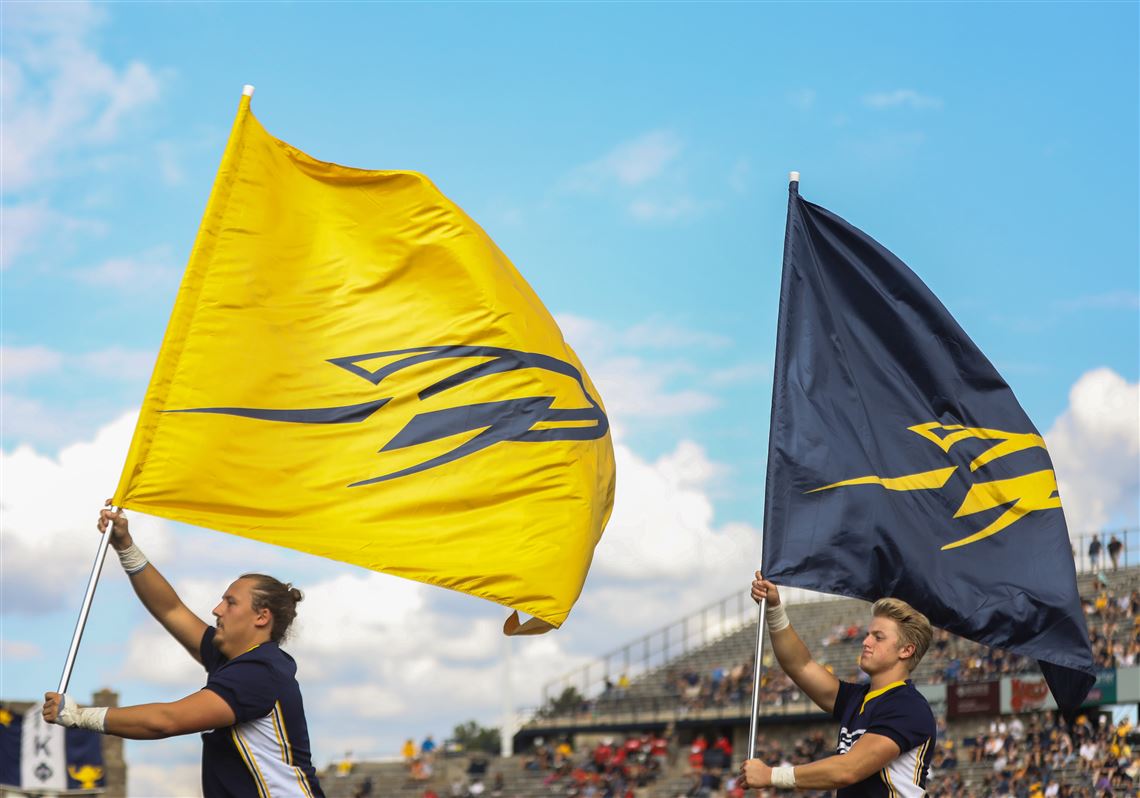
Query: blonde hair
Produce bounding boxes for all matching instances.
[872,597,933,672]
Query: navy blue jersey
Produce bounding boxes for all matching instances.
[200,628,324,798]
[832,680,934,798]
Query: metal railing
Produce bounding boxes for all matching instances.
[539,585,839,706]
[538,527,1138,712]
[1071,527,1139,574]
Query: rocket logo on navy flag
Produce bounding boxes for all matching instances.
[761,180,1094,711]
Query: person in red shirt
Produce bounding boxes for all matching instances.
[688,734,708,769]
[593,740,614,769]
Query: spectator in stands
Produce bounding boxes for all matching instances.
[353,775,374,798]
[740,573,935,795]
[404,738,418,765]
[410,758,430,782]
[422,734,438,762]
[1108,536,1124,571]
[1089,537,1103,570]
[338,752,355,778]
[688,734,708,770]
[556,738,574,766]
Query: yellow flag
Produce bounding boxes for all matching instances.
[114,91,615,632]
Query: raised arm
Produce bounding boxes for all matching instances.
[100,501,208,664]
[751,571,841,714]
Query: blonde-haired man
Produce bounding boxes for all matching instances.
[740,573,935,797]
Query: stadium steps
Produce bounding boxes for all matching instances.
[319,757,559,798]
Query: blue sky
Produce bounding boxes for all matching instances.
[2,2,1137,795]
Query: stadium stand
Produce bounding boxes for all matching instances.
[510,551,1140,797]
[528,564,1140,725]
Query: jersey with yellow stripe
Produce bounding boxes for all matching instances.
[832,679,935,798]
[200,628,325,798]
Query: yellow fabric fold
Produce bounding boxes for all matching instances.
[114,94,616,631]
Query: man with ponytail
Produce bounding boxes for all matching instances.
[42,502,325,798]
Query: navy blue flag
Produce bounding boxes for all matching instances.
[761,180,1094,711]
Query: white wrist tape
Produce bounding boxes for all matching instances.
[771,766,796,789]
[57,694,107,733]
[766,603,791,632]
[117,542,149,575]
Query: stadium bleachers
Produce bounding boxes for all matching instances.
[508,564,1140,797]
[529,566,1140,726]
[326,561,1140,798]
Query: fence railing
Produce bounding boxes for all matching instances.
[537,527,1138,712]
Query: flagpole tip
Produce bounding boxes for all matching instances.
[242,84,255,97]
[789,171,800,184]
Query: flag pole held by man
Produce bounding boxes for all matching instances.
[108,85,615,634]
[43,86,615,796]
[739,174,1094,793]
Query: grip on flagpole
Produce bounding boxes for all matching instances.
[243,84,255,97]
[789,171,800,184]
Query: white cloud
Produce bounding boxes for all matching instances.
[1,345,156,383]
[1054,292,1140,312]
[622,319,731,350]
[847,130,927,163]
[1,2,161,192]
[75,246,180,291]
[155,141,185,186]
[567,130,683,191]
[594,440,754,581]
[0,410,175,613]
[562,131,703,223]
[119,625,207,687]
[1,203,51,269]
[629,196,700,223]
[1,203,106,270]
[125,740,202,798]
[557,314,725,424]
[1,345,65,379]
[75,347,158,382]
[324,683,409,719]
[862,89,943,110]
[595,357,719,420]
[0,638,42,660]
[1046,368,1139,532]
[708,362,768,387]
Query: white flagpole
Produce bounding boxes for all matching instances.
[501,633,514,757]
[746,599,768,759]
[748,170,800,759]
[57,523,114,692]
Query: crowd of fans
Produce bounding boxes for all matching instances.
[521,733,669,798]
[331,709,1139,798]
[575,575,1140,722]
[924,711,1140,798]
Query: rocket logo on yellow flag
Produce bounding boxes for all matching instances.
[115,92,616,632]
